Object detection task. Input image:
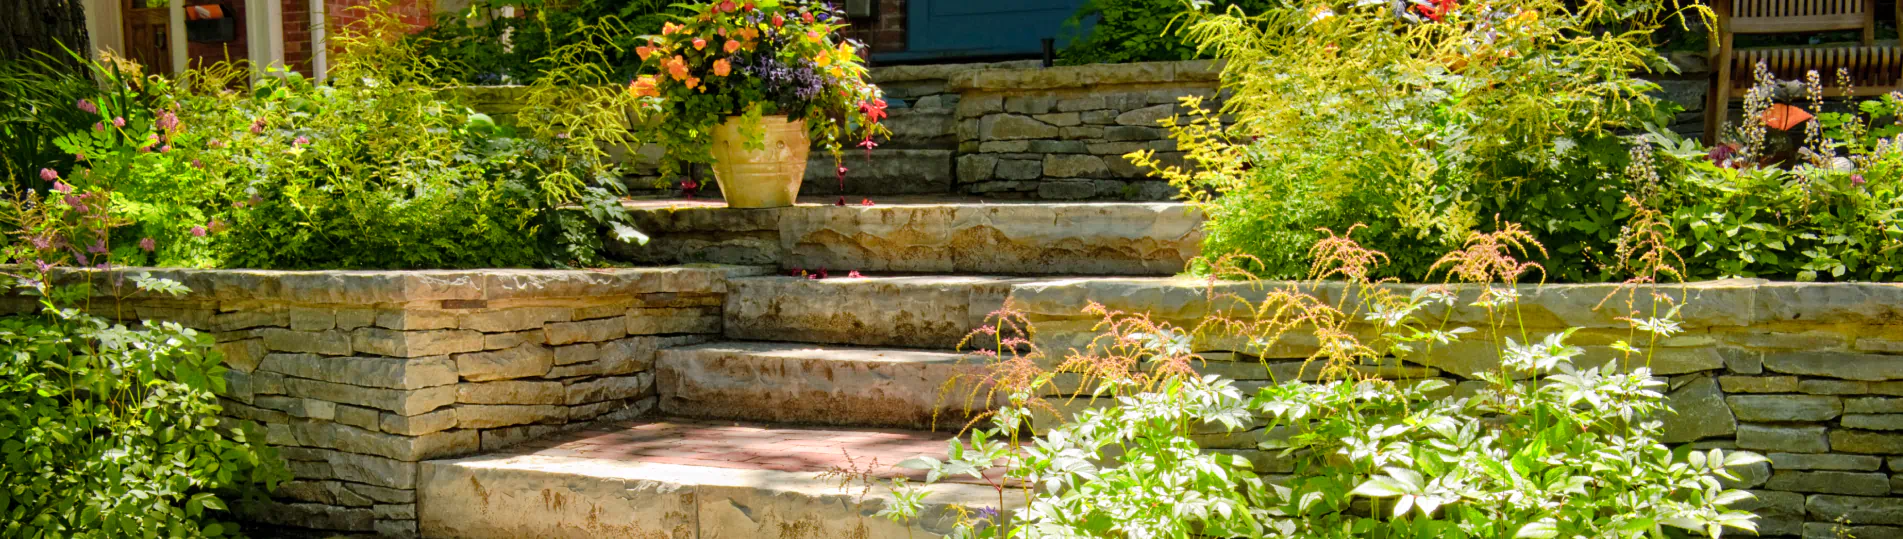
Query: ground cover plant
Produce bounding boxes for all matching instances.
[875,230,1766,538]
[1,3,645,271]
[0,175,288,536]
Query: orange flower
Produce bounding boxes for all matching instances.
[816,52,831,67]
[724,39,741,53]
[637,46,653,60]
[663,22,680,34]
[628,76,658,97]
[666,56,689,80]
[713,59,731,76]
[806,30,820,41]
[740,28,759,40]
[771,13,784,26]
[692,38,707,50]
[685,77,701,89]
[802,11,814,23]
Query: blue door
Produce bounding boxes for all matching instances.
[905,0,1090,59]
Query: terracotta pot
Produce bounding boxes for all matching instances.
[709,115,809,208]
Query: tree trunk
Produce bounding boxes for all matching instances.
[0,0,92,68]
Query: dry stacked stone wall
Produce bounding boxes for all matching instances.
[1011,278,1903,537]
[3,266,754,538]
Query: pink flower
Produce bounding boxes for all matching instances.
[209,139,225,148]
[35,260,52,273]
[861,198,874,206]
[159,145,171,153]
[93,122,105,132]
[190,226,207,237]
[847,270,863,278]
[87,238,108,255]
[156,110,178,131]
[207,219,226,233]
[1853,174,1866,186]
[77,99,97,114]
[52,181,73,194]
[39,168,58,181]
[250,119,266,134]
[111,117,125,128]
[191,159,202,168]
[293,136,311,146]
[138,237,156,252]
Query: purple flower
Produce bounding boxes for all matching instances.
[52,181,73,194]
[29,236,50,249]
[138,237,156,252]
[87,238,108,255]
[34,259,52,273]
[77,99,97,114]
[73,252,88,266]
[111,116,125,128]
[190,225,207,237]
[39,168,58,181]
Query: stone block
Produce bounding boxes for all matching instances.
[1032,112,1081,127]
[291,419,476,462]
[283,378,455,416]
[352,328,483,358]
[1738,489,1806,535]
[327,451,419,489]
[238,501,374,532]
[1081,109,1117,124]
[1720,375,1798,393]
[1765,351,1903,381]
[1116,104,1177,126]
[1848,398,1903,413]
[1803,523,1903,539]
[290,307,337,332]
[1860,338,1903,353]
[374,309,459,331]
[1803,380,1872,395]
[261,328,353,356]
[1724,348,1765,374]
[1727,395,1843,422]
[978,114,1059,140]
[1769,452,1883,471]
[624,308,720,335]
[1737,424,1830,453]
[1833,430,1903,453]
[381,408,458,436]
[1845,414,1903,430]
[956,154,997,184]
[544,317,628,346]
[552,342,600,366]
[335,405,381,431]
[1809,494,1903,526]
[256,396,337,421]
[454,404,568,429]
[954,94,1002,118]
[565,374,652,405]
[344,483,416,504]
[478,424,564,452]
[1056,96,1106,112]
[216,338,268,373]
[1661,376,1736,443]
[482,330,545,351]
[1105,125,1164,141]
[1004,95,1057,115]
[374,503,416,521]
[454,343,554,382]
[1037,179,1103,200]
[995,159,1042,180]
[1766,470,1890,495]
[1044,154,1109,178]
[457,380,566,405]
[457,307,572,333]
[258,353,458,390]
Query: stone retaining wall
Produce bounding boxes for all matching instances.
[1010,278,1903,537]
[2,266,756,538]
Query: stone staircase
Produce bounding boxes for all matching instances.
[417,199,1203,538]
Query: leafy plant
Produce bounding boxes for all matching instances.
[0,269,290,537]
[410,0,680,85]
[878,231,1764,538]
[1135,0,1691,282]
[0,49,102,194]
[626,0,888,177]
[1057,0,1273,65]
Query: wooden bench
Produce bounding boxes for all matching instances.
[1704,0,1903,142]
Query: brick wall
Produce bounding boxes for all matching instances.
[839,0,905,55]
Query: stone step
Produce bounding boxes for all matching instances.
[417,418,995,538]
[723,274,1044,349]
[657,341,1000,429]
[614,197,1203,275]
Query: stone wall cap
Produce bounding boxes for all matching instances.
[870,60,1042,84]
[947,60,1224,91]
[25,265,764,304]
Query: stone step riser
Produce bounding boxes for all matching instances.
[418,455,991,538]
[616,201,1203,276]
[657,343,1000,429]
[723,276,1028,349]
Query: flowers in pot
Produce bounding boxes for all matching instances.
[628,0,888,208]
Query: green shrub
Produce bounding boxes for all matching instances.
[1137,0,1683,282]
[410,0,679,85]
[1057,0,1272,65]
[1,51,115,194]
[880,235,1764,538]
[0,273,289,537]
